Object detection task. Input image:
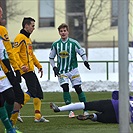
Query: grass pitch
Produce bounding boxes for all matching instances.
[0,92,133,133]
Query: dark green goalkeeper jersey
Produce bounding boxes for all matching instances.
[49,38,86,74]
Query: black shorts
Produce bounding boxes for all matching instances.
[84,100,117,123]
[0,88,15,107]
[12,81,24,105]
[22,71,43,99]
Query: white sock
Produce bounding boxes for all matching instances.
[91,113,97,121]
[59,102,85,112]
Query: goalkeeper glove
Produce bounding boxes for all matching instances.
[84,61,91,70]
[53,66,60,77]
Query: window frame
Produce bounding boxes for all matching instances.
[38,0,55,28]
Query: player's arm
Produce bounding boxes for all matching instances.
[0,39,16,85]
[75,43,91,70]
[1,27,20,71]
[0,39,11,70]
[32,52,43,78]
[49,46,60,77]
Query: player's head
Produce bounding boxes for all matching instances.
[58,23,69,32]
[58,23,69,40]
[22,17,35,34]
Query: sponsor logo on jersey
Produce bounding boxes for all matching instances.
[28,44,32,50]
[59,51,69,58]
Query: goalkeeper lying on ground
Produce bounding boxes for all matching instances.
[50,91,133,123]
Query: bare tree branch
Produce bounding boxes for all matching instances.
[6,0,27,21]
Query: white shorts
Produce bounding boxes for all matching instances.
[58,68,82,87]
[0,70,12,93]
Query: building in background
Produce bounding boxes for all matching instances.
[0,0,133,48]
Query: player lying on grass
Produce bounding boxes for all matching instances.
[50,91,133,123]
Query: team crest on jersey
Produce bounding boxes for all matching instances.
[4,34,9,40]
[13,42,19,47]
[59,51,69,58]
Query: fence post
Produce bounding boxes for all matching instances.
[48,62,50,80]
[106,61,109,80]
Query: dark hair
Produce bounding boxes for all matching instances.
[58,23,69,31]
[22,17,35,28]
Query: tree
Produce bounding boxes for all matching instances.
[65,0,111,57]
[0,0,27,26]
[84,0,110,57]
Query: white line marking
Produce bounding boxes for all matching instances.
[20,115,71,118]
[26,102,65,104]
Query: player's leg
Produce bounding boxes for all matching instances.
[77,100,117,123]
[2,88,15,119]
[0,93,14,132]
[61,83,75,118]
[71,68,88,115]
[59,75,75,118]
[61,83,71,105]
[50,102,85,112]
[10,82,24,125]
[33,73,49,122]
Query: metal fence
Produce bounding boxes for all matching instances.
[39,60,133,80]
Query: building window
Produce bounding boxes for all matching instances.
[39,0,55,27]
[111,0,118,27]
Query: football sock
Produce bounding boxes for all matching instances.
[10,110,19,126]
[78,92,87,102]
[63,92,71,105]
[24,92,31,105]
[4,102,14,119]
[59,102,85,112]
[33,98,41,119]
[0,106,12,131]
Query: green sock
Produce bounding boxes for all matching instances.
[63,92,71,105]
[4,102,14,119]
[0,106,12,131]
[78,92,87,102]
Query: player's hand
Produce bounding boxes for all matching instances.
[21,65,29,72]
[15,70,22,83]
[53,66,60,77]
[38,68,43,78]
[84,61,91,70]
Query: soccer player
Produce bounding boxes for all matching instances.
[49,23,91,118]
[0,6,24,130]
[13,17,49,123]
[50,91,133,123]
[0,36,16,133]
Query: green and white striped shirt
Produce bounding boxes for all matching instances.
[0,38,9,70]
[49,38,87,74]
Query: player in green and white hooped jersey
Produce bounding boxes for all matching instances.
[49,23,91,118]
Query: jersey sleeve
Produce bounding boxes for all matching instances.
[49,44,56,68]
[75,41,87,61]
[32,52,42,69]
[49,44,56,59]
[0,39,8,60]
[0,26,20,71]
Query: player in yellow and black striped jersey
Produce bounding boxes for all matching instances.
[13,17,49,123]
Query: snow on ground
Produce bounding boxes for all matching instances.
[20,47,133,92]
